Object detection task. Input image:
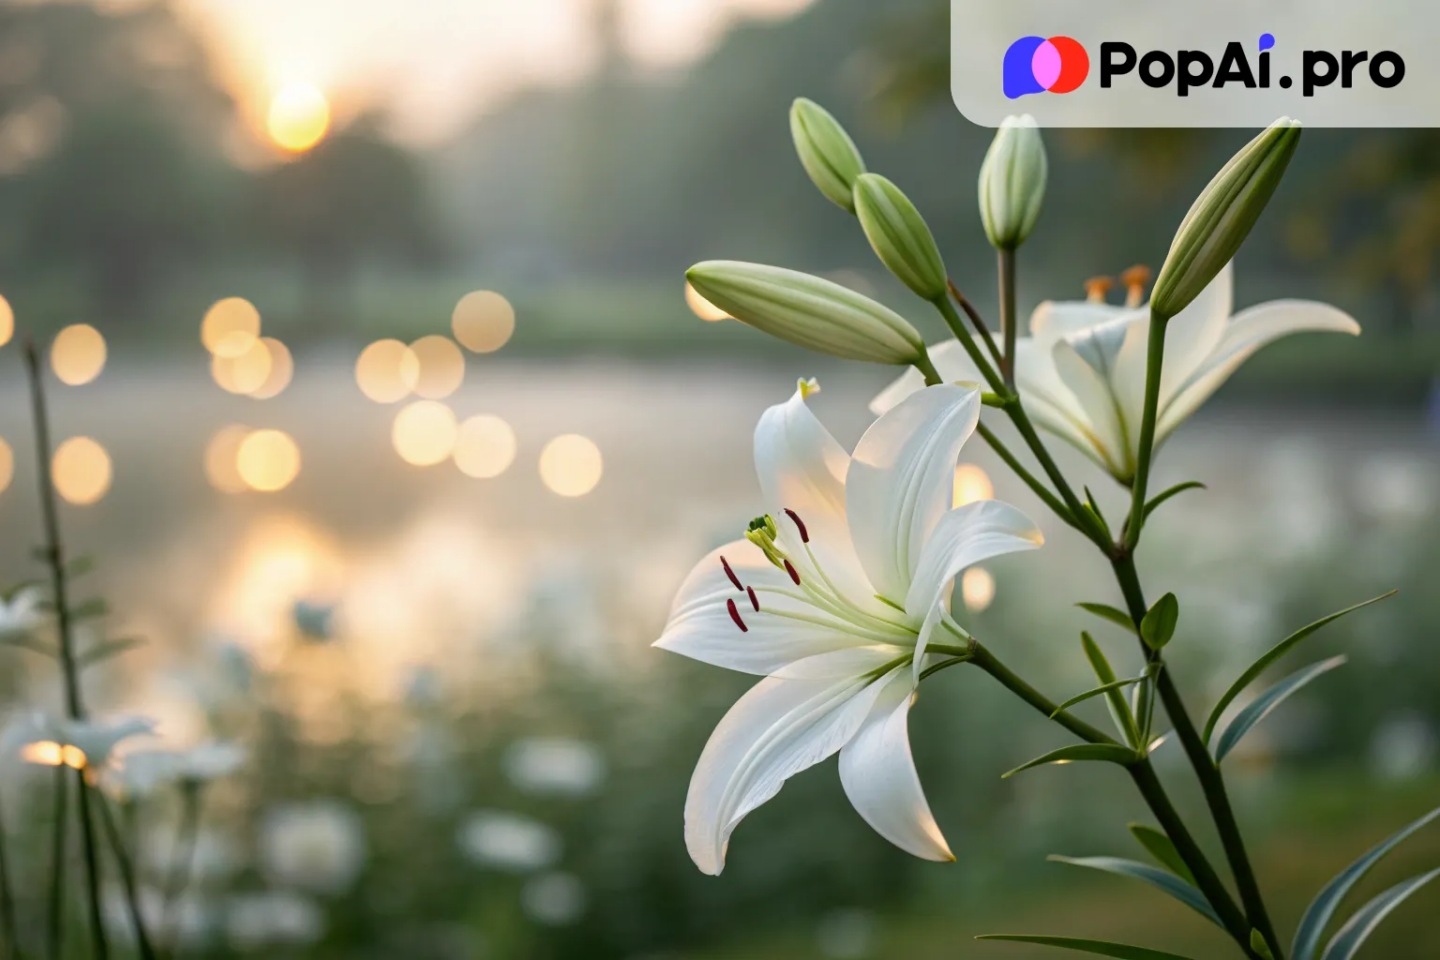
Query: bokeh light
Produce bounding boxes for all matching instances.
[454,415,517,479]
[20,742,86,769]
[0,293,13,347]
[355,340,412,404]
[250,338,294,400]
[402,336,465,399]
[212,339,274,395]
[392,401,458,467]
[685,282,730,321]
[538,434,603,498]
[53,436,112,505]
[202,298,262,358]
[267,83,331,153]
[236,429,301,493]
[452,291,516,353]
[0,437,11,495]
[50,324,106,386]
[961,567,996,613]
[953,464,995,508]
[205,424,252,494]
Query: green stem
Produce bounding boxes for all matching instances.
[1125,311,1168,550]
[45,766,66,960]
[998,248,1017,388]
[914,348,942,388]
[971,641,1258,957]
[947,280,1004,367]
[75,777,109,960]
[933,297,1008,396]
[974,423,1078,531]
[1112,555,1283,958]
[0,788,19,960]
[94,791,157,960]
[1003,403,1109,549]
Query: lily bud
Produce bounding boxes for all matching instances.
[686,261,925,365]
[978,115,1047,251]
[790,98,866,213]
[1151,118,1301,320]
[854,173,948,302]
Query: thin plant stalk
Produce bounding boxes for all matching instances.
[161,782,203,954]
[93,790,157,960]
[44,766,66,960]
[1124,312,1168,549]
[998,249,1017,387]
[947,280,1004,367]
[0,788,19,960]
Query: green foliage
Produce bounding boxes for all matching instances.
[1046,856,1221,928]
[977,935,1196,959]
[1214,656,1348,763]
[1317,868,1440,960]
[1127,824,1195,886]
[1000,744,1137,780]
[1139,594,1179,651]
[1142,482,1207,522]
[1077,603,1137,634]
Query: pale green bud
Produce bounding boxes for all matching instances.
[790,98,866,213]
[686,261,924,365]
[1151,118,1301,320]
[978,114,1047,250]
[854,173,948,302]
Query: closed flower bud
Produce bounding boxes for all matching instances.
[978,114,1047,250]
[1151,118,1301,320]
[790,99,866,213]
[686,261,924,365]
[854,173,948,302]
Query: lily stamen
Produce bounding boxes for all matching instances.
[783,560,801,585]
[784,508,810,543]
[1084,275,1114,304]
[721,555,744,592]
[1121,264,1152,308]
[747,586,759,611]
[726,598,748,633]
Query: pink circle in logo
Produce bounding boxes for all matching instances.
[1031,40,1063,90]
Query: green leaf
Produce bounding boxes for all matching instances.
[0,635,56,659]
[1128,824,1196,885]
[1083,487,1113,540]
[1143,481,1206,522]
[69,598,109,621]
[1203,591,1396,746]
[1319,868,1440,960]
[1292,805,1440,960]
[1050,677,1145,719]
[78,637,146,669]
[977,935,1196,959]
[66,556,96,578]
[1077,603,1137,634]
[1082,633,1141,747]
[1140,594,1179,650]
[1251,930,1277,960]
[1048,856,1223,928]
[1214,657,1346,762]
[1000,744,1137,779]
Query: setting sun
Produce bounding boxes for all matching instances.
[267,82,331,153]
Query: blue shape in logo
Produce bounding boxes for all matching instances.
[1004,36,1048,99]
[1258,33,1275,51]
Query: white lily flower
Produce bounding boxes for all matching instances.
[873,264,1360,483]
[656,379,1042,874]
[9,713,155,771]
[0,587,43,640]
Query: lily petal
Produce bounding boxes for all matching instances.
[1155,262,1234,403]
[1051,340,1130,477]
[656,540,885,676]
[683,648,898,875]
[870,340,984,416]
[1030,299,1128,340]
[847,384,981,605]
[1158,299,1360,441]
[904,500,1042,680]
[839,668,953,863]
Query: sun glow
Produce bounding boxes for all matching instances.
[267,82,331,153]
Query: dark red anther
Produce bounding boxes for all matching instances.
[784,560,801,585]
[720,555,744,592]
[784,509,810,543]
[747,586,759,611]
[726,598,748,633]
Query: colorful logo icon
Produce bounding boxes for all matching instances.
[1004,36,1090,99]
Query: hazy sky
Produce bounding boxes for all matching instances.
[179,0,815,143]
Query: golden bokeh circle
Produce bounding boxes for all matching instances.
[356,339,412,404]
[452,291,516,354]
[402,336,465,400]
[952,464,995,509]
[236,429,301,493]
[250,338,293,400]
[53,437,112,505]
[202,298,261,358]
[0,436,12,494]
[392,401,458,467]
[0,294,13,347]
[267,83,331,153]
[211,339,274,395]
[454,415,517,479]
[961,567,996,613]
[51,325,106,386]
[539,434,603,498]
[685,282,730,322]
[205,425,251,494]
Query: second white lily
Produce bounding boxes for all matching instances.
[656,379,1041,875]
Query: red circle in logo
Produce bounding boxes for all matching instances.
[1047,36,1090,93]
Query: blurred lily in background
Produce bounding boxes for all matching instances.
[873,264,1361,483]
[656,379,1041,874]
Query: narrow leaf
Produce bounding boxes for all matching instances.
[1214,657,1346,762]
[1049,856,1223,928]
[78,637,146,668]
[1078,602,1137,634]
[1083,486,1113,540]
[1143,481,1206,521]
[1319,868,1440,960]
[1204,592,1396,746]
[1250,930,1277,960]
[1000,744,1137,780]
[1292,805,1440,960]
[1081,632,1140,746]
[1140,593,1179,650]
[1128,823,1196,885]
[977,935,1196,959]
[1051,677,1145,719]
[69,598,109,621]
[0,636,57,659]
